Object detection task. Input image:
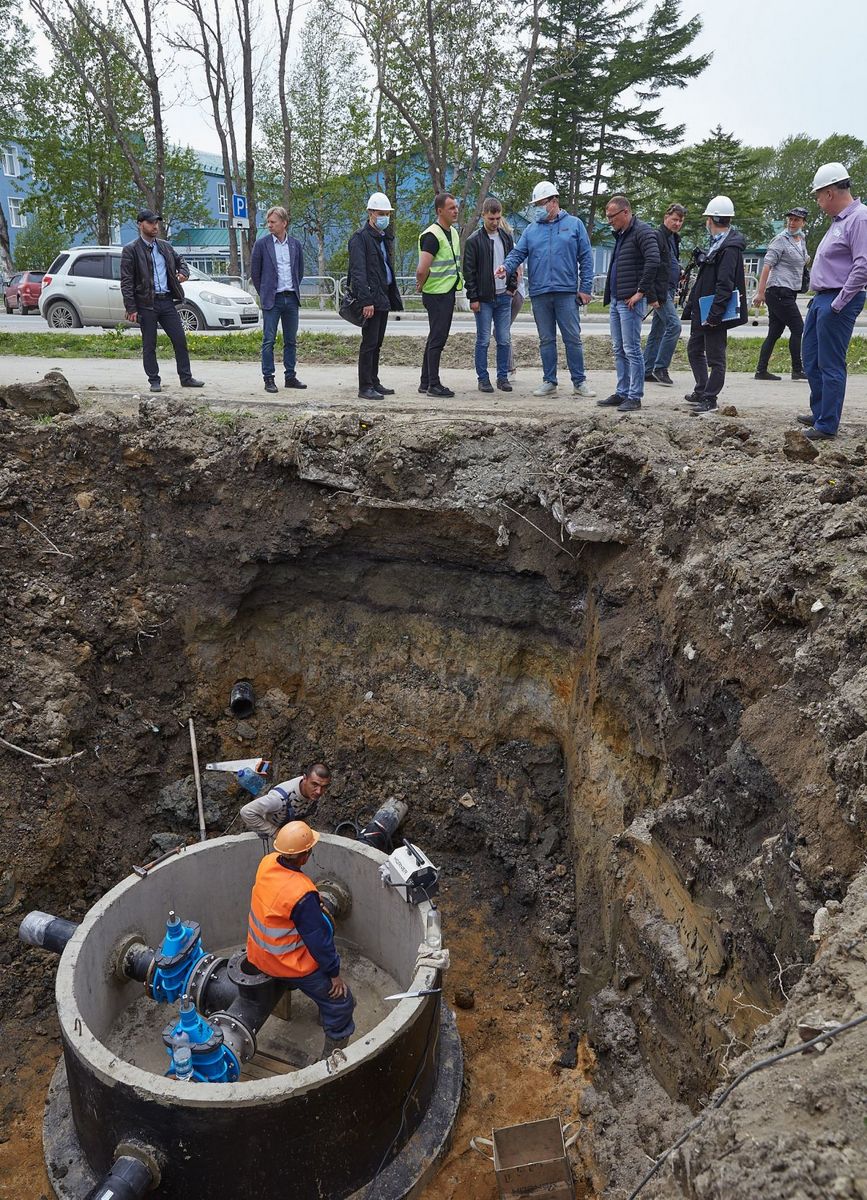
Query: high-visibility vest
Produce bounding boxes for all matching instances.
[246,853,320,978]
[419,222,463,294]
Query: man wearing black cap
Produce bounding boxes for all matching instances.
[120,210,204,393]
[753,207,810,382]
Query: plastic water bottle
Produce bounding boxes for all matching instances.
[172,1032,193,1081]
[425,906,442,952]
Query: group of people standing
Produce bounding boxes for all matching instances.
[122,159,867,442]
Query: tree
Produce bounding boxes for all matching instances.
[757,133,867,250]
[518,0,710,234]
[12,216,66,270]
[155,143,210,234]
[670,127,772,247]
[342,0,543,243]
[0,0,33,274]
[270,2,371,276]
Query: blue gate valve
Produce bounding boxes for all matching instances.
[164,994,240,1083]
[148,910,205,1004]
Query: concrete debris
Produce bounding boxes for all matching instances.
[783,429,820,461]
[0,370,80,417]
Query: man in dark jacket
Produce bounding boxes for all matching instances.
[643,203,685,386]
[682,195,748,414]
[348,192,403,400]
[120,210,204,393]
[598,195,660,412]
[250,205,307,394]
[463,197,518,393]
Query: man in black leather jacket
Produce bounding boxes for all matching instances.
[120,210,204,393]
[463,197,518,392]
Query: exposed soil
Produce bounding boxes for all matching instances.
[1,394,866,1199]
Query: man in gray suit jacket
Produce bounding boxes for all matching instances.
[250,206,307,393]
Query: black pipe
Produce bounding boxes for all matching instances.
[201,951,283,1034]
[124,944,156,984]
[229,679,255,718]
[18,910,79,954]
[84,1155,154,1200]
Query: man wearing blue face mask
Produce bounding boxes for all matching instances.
[497,180,596,398]
[348,192,404,400]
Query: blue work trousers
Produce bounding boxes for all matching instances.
[610,298,648,400]
[802,289,866,434]
[474,293,512,382]
[643,292,681,372]
[531,291,587,386]
[287,968,356,1041]
[261,291,300,380]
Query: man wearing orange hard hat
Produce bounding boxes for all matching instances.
[246,820,355,1056]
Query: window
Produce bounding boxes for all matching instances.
[217,183,228,216]
[109,256,122,280]
[3,147,20,177]
[47,253,70,275]
[70,253,108,278]
[8,198,26,228]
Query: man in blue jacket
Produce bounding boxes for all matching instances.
[498,181,596,398]
[250,206,307,394]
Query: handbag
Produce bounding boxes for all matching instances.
[339,287,366,327]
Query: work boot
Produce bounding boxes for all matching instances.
[322,1035,349,1058]
[264,376,278,393]
[754,369,781,381]
[285,375,307,389]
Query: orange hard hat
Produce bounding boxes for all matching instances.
[274,821,320,856]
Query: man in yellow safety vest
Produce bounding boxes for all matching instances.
[416,192,463,397]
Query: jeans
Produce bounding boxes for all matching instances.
[261,291,300,379]
[286,967,356,1041]
[609,298,648,400]
[643,292,681,372]
[358,309,389,388]
[530,291,587,385]
[687,316,728,399]
[474,293,512,381]
[757,286,804,373]
[802,289,866,434]
[421,289,456,388]
[138,296,193,384]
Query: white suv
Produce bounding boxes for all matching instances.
[39,247,260,331]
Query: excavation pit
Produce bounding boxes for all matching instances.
[45,833,462,1199]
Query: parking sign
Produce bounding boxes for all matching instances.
[232,194,248,220]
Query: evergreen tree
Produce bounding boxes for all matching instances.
[670,126,772,248]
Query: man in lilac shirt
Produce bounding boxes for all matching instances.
[799,163,867,439]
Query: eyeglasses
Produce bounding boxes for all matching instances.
[606,207,628,219]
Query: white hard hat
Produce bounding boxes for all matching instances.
[366,192,393,211]
[811,162,850,193]
[703,194,735,218]
[531,180,559,204]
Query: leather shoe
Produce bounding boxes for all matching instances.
[496,377,512,391]
[597,393,626,407]
[478,380,494,393]
[754,370,781,381]
[792,371,809,381]
[796,414,814,427]
[418,385,428,394]
[617,397,641,412]
[428,384,455,398]
[149,381,161,393]
[803,427,835,440]
[653,368,674,386]
[358,386,381,400]
[374,385,395,395]
[285,376,307,389]
[181,378,204,388]
[264,377,278,393]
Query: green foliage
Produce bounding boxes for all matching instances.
[156,143,211,234]
[664,127,772,248]
[11,217,66,270]
[0,0,32,147]
[757,133,867,253]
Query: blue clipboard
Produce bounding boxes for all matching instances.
[699,289,740,324]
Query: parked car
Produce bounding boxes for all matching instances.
[3,270,45,314]
[39,247,260,331]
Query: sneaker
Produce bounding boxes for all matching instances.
[597,393,626,407]
[149,381,161,393]
[263,376,278,394]
[358,386,381,400]
[692,398,718,414]
[683,391,704,403]
[478,379,494,393]
[754,370,781,381]
[573,381,596,397]
[428,384,455,398]
[533,381,557,396]
[653,368,674,387]
[180,378,205,388]
[644,373,656,384]
[285,376,307,389]
[496,377,512,392]
[617,397,641,412]
[791,371,809,381]
[373,384,395,395]
[803,427,835,440]
[418,385,428,394]
[796,414,814,427]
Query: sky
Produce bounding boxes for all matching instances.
[23,0,867,159]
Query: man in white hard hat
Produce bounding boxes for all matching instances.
[348,193,403,400]
[496,181,596,398]
[682,195,747,414]
[798,164,867,439]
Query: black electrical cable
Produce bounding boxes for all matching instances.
[364,995,441,1198]
[626,1010,867,1200]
